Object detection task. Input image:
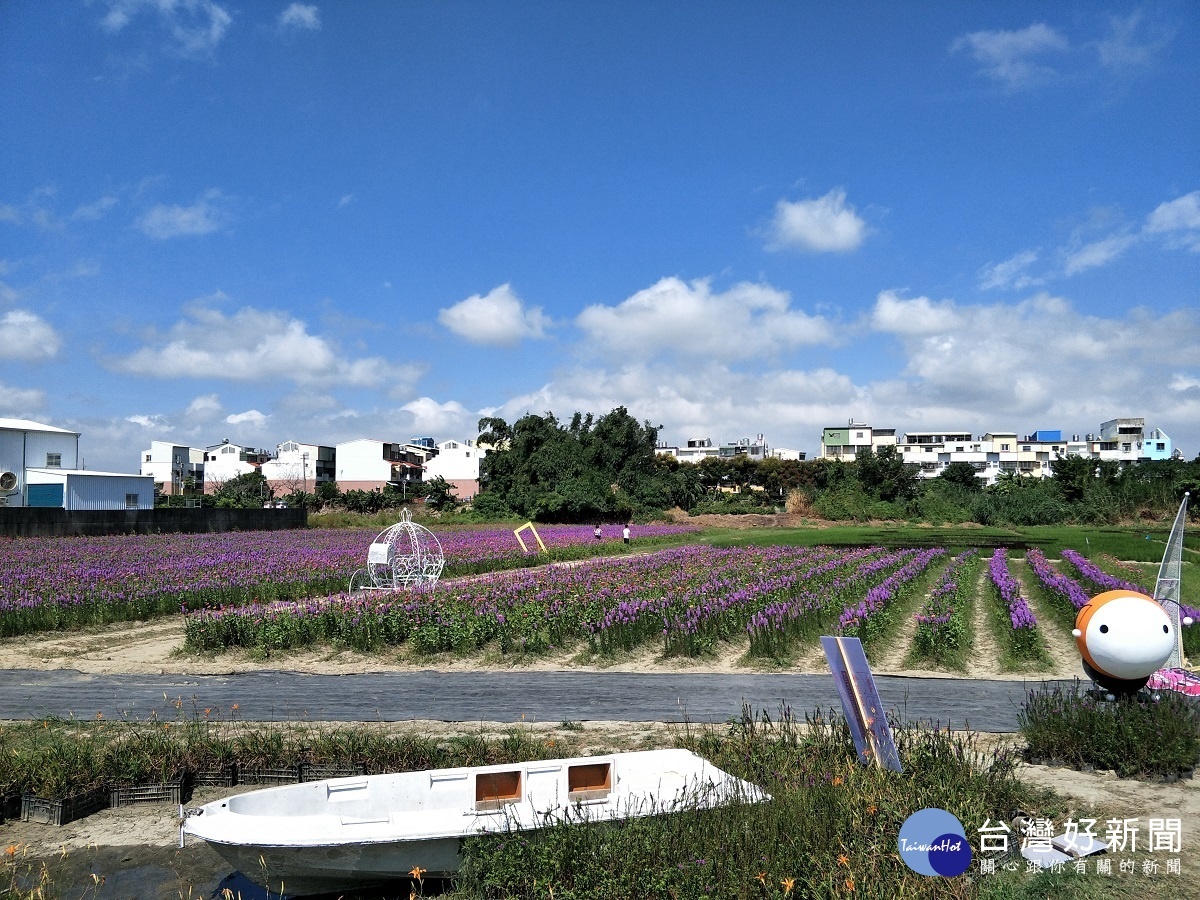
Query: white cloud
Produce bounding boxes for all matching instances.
[576,277,833,362]
[226,409,268,427]
[766,189,868,253]
[110,299,424,393]
[0,381,46,415]
[1096,11,1175,70]
[868,293,1200,427]
[137,190,227,239]
[71,196,118,221]
[1063,232,1138,275]
[1170,374,1200,393]
[951,23,1068,90]
[0,205,20,225]
[0,310,61,362]
[279,3,320,31]
[1144,191,1200,252]
[492,294,1200,458]
[101,0,232,57]
[438,284,551,346]
[1145,191,1200,233]
[871,291,963,336]
[978,249,1041,290]
[125,413,168,429]
[186,393,223,418]
[401,397,471,435]
[338,194,354,208]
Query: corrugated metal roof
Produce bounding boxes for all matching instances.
[0,417,79,435]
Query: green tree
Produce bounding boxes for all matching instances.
[424,476,458,511]
[938,461,984,492]
[854,445,919,502]
[1049,454,1095,502]
[474,408,671,521]
[212,472,272,509]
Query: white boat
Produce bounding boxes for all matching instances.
[183,748,768,896]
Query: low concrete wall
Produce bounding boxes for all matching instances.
[0,507,307,537]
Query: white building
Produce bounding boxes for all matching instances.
[261,440,335,494]
[422,438,486,500]
[0,417,80,507]
[140,441,205,496]
[2,417,153,509]
[820,423,896,461]
[335,439,430,492]
[203,440,272,492]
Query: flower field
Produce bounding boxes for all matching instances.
[184,543,954,659]
[4,524,1197,668]
[0,524,696,638]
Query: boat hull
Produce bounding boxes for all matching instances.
[184,748,767,896]
[205,835,461,895]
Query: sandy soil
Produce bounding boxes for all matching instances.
[0,613,1089,681]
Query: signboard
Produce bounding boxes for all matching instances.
[821,635,903,772]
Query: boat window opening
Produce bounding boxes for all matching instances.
[568,762,612,801]
[475,770,522,810]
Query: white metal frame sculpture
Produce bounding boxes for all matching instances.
[349,509,445,593]
[1154,492,1189,670]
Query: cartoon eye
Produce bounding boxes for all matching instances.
[1099,624,1109,633]
[1163,624,1169,634]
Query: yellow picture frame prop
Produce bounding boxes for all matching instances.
[513,521,547,554]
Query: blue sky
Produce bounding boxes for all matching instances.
[2,1,1198,472]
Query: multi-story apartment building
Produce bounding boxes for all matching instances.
[422,438,486,500]
[820,423,896,461]
[140,441,205,496]
[335,439,436,492]
[203,440,273,491]
[260,440,335,493]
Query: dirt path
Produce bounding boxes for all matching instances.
[966,565,1006,679]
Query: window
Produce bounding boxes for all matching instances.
[1157,443,1165,451]
[46,453,61,467]
[475,771,522,811]
[568,762,612,801]
[1122,443,1131,452]
[1022,445,1031,452]
[145,453,152,462]
[1001,444,1010,451]
[125,493,139,509]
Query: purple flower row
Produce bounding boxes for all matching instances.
[837,548,946,638]
[1025,548,1090,613]
[914,549,979,630]
[988,549,1037,632]
[1060,549,1145,595]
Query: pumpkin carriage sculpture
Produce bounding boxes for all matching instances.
[348,509,445,593]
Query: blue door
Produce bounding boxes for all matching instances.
[27,484,64,507]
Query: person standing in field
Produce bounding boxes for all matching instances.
[594,523,602,541]
[623,524,630,545]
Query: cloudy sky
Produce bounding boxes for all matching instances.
[2,2,1198,471]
